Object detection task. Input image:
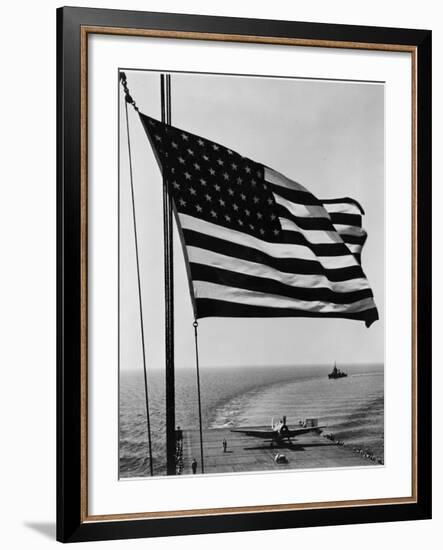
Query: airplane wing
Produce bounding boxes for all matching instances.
[230,429,275,438]
[231,425,325,438]
[287,426,325,437]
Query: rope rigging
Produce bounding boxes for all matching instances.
[121,71,206,477]
[193,320,205,474]
[122,78,154,476]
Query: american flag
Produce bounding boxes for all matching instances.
[139,112,378,327]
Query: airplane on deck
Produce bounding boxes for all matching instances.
[231,416,324,447]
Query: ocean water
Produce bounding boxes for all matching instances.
[119,364,384,477]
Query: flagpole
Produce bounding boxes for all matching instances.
[161,74,176,475]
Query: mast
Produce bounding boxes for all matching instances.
[161,74,176,475]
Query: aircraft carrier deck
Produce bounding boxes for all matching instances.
[177,426,379,475]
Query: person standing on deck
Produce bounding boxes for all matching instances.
[191,458,197,474]
[222,439,227,453]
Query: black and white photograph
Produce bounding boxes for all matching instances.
[53,5,431,545]
[118,69,384,479]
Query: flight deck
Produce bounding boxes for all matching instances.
[178,426,378,475]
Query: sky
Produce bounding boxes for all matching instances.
[119,70,384,371]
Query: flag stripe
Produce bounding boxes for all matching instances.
[190,263,374,304]
[267,171,365,225]
[277,229,354,256]
[271,201,329,220]
[279,217,344,244]
[182,229,365,281]
[340,233,367,246]
[266,167,322,204]
[181,213,367,268]
[346,243,363,255]
[195,298,378,323]
[329,212,362,227]
[271,184,363,230]
[273,192,331,223]
[275,202,335,231]
[322,198,365,214]
[280,218,365,263]
[186,246,372,293]
[269,182,320,206]
[265,167,311,193]
[179,213,358,269]
[275,194,364,251]
[334,224,367,238]
[194,280,376,313]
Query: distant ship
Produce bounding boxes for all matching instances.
[328,362,348,379]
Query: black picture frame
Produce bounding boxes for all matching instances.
[57,6,432,543]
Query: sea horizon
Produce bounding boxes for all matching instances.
[120,361,384,372]
[119,362,384,477]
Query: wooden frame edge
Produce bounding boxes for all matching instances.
[69,18,428,537]
[84,496,416,523]
[81,25,417,53]
[80,25,89,524]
